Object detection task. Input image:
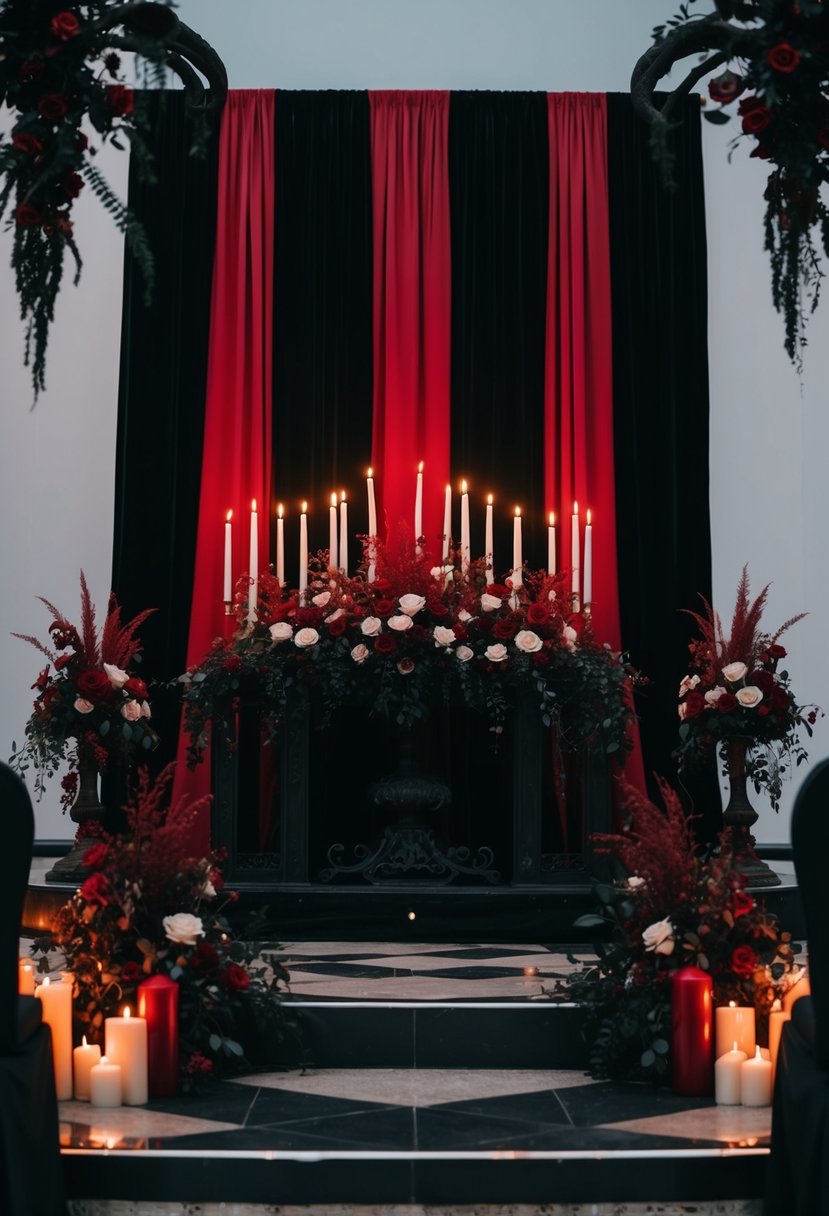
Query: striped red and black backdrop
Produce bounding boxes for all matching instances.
[112,89,717,851]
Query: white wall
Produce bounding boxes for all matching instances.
[2,0,825,840]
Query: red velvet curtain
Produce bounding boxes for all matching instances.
[545,93,644,790]
[369,91,451,553]
[173,90,276,847]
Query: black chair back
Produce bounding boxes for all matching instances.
[790,756,829,1069]
[0,764,34,1053]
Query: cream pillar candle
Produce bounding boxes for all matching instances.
[276,504,285,585]
[104,1006,148,1106]
[583,508,593,607]
[460,480,470,570]
[339,491,348,575]
[741,1046,773,1106]
[715,1001,756,1060]
[485,495,494,584]
[247,499,258,623]
[442,484,452,559]
[512,508,523,589]
[714,1043,746,1106]
[299,502,308,597]
[18,958,35,996]
[223,509,233,602]
[329,493,338,568]
[35,976,73,1100]
[571,501,580,606]
[768,1001,790,1077]
[415,461,424,551]
[547,512,556,576]
[89,1057,122,1109]
[73,1036,102,1101]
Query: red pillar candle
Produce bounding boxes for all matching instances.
[137,975,179,1097]
[671,965,714,1096]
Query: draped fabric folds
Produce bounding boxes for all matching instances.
[369,91,451,552]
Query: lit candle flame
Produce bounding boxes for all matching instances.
[573,500,578,515]
[515,506,521,518]
[330,492,337,508]
[461,479,468,495]
[301,501,308,513]
[123,1006,131,1019]
[418,460,424,473]
[587,508,592,525]
[487,493,493,505]
[226,509,232,523]
[340,489,346,502]
[549,511,555,527]
[251,498,257,513]
[367,467,373,479]
[82,1035,88,1048]
[277,503,283,519]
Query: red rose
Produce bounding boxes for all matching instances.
[374,598,395,618]
[493,618,517,640]
[12,132,44,156]
[684,690,706,719]
[63,171,84,200]
[80,872,112,907]
[14,202,42,228]
[738,96,765,116]
[121,961,142,982]
[223,962,250,992]
[374,633,396,655]
[730,889,755,918]
[768,644,787,659]
[76,668,113,703]
[771,687,791,711]
[752,670,776,694]
[717,692,738,714]
[767,43,800,73]
[327,615,347,637]
[708,70,744,104]
[37,94,69,121]
[730,944,758,977]
[526,602,549,625]
[82,843,109,870]
[123,677,148,700]
[742,107,773,136]
[105,84,134,117]
[488,584,510,600]
[427,600,448,618]
[50,11,80,39]
[191,942,220,974]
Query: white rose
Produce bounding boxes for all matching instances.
[399,594,426,617]
[563,625,578,651]
[678,674,700,698]
[485,643,508,663]
[351,643,369,664]
[456,645,474,663]
[736,685,764,708]
[269,622,293,643]
[121,700,142,721]
[294,627,320,648]
[325,608,344,623]
[430,566,444,579]
[480,593,502,613]
[722,661,748,685]
[642,917,675,956]
[388,614,413,632]
[547,589,557,602]
[201,878,217,899]
[458,609,472,622]
[140,700,152,719]
[74,698,94,714]
[430,565,453,588]
[514,629,543,653]
[627,876,646,890]
[312,591,331,607]
[705,685,726,706]
[163,912,204,946]
[361,616,382,636]
[433,625,456,647]
[103,663,129,689]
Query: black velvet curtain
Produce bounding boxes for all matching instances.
[448,91,549,572]
[606,94,720,838]
[112,91,219,767]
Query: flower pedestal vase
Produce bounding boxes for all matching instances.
[722,739,781,889]
[45,761,107,885]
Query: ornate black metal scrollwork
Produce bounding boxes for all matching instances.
[320,828,500,886]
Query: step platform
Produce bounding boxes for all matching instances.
[58,943,770,1209]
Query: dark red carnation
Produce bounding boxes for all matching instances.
[76,668,113,702]
[767,42,800,73]
[121,961,141,982]
[374,633,396,655]
[37,94,69,121]
[717,692,738,714]
[731,944,758,976]
[15,202,42,228]
[708,70,744,104]
[80,871,112,907]
[105,84,134,117]
[12,132,44,156]
[730,889,755,919]
[82,843,109,870]
[123,677,148,700]
[223,962,250,992]
[327,615,347,637]
[50,11,80,39]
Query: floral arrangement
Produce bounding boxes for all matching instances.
[560,776,801,1083]
[182,531,634,767]
[675,566,818,810]
[9,571,158,807]
[30,765,292,1084]
[0,0,198,398]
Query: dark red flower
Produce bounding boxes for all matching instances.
[708,70,744,104]
[374,598,395,618]
[14,202,42,228]
[730,889,755,919]
[427,599,448,618]
[532,651,550,668]
[731,944,758,976]
[327,615,347,637]
[684,691,706,720]
[742,106,773,136]
[752,670,776,694]
[50,11,80,39]
[123,677,148,700]
[121,961,141,982]
[767,42,800,73]
[105,84,134,117]
[493,618,517,640]
[739,95,765,116]
[717,692,738,714]
[771,687,791,712]
[76,668,112,703]
[768,644,787,659]
[80,871,112,907]
[82,843,109,870]
[374,633,396,655]
[488,584,510,600]
[224,653,242,673]
[32,667,50,692]
[37,94,69,122]
[191,942,220,974]
[63,171,84,200]
[54,653,73,672]
[12,132,44,156]
[223,962,250,992]
[453,623,469,641]
[526,602,550,625]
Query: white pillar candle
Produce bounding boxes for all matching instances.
[442,483,452,560]
[415,461,424,552]
[89,1056,122,1109]
[73,1035,102,1101]
[715,1002,756,1060]
[460,480,470,571]
[223,509,233,602]
[247,499,258,623]
[512,507,523,588]
[35,976,73,1100]
[276,504,285,585]
[571,501,580,606]
[367,468,377,582]
[104,1006,148,1106]
[299,502,308,597]
[741,1046,773,1106]
[783,969,810,1013]
[714,1043,746,1105]
[329,492,338,569]
[583,508,593,607]
[485,494,494,584]
[339,491,348,575]
[547,511,556,575]
[18,958,35,996]
[768,1001,790,1078]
